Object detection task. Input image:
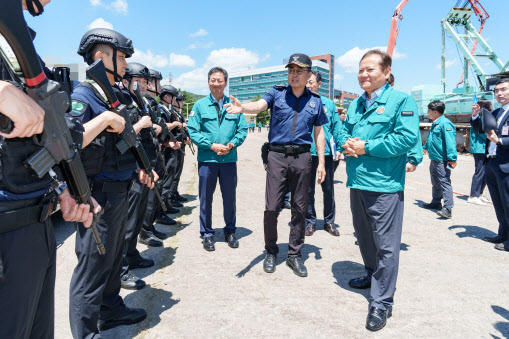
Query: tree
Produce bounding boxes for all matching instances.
[252,94,271,125]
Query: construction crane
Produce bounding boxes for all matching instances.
[386,0,410,57]
[455,0,490,87]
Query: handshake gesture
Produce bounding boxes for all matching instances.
[342,137,366,158]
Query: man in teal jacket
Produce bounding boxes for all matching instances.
[187,67,248,251]
[339,50,419,331]
[422,100,457,219]
[305,71,342,236]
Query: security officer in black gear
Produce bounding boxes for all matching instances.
[171,91,192,204]
[0,1,103,338]
[120,62,166,290]
[69,28,157,337]
[159,85,184,208]
[145,69,181,226]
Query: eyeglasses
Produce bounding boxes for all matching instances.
[288,69,308,75]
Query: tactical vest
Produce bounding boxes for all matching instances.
[131,96,157,162]
[0,44,54,194]
[75,81,137,177]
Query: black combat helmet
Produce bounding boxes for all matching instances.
[148,69,163,80]
[177,92,185,101]
[160,85,178,103]
[124,63,150,80]
[77,28,134,81]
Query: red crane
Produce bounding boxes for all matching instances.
[387,0,410,57]
[456,0,489,87]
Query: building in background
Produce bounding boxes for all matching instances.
[310,54,334,98]
[334,89,359,109]
[44,56,87,85]
[230,56,332,102]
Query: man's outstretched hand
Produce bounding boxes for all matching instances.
[224,96,243,114]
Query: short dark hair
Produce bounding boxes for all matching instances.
[360,49,392,70]
[495,78,509,87]
[428,100,445,114]
[388,73,395,84]
[478,99,493,111]
[311,70,322,83]
[90,44,112,63]
[208,67,228,82]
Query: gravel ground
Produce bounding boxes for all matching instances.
[53,129,509,338]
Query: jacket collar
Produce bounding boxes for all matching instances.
[359,84,392,115]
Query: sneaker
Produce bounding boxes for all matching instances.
[437,207,452,219]
[467,197,486,206]
[480,196,491,203]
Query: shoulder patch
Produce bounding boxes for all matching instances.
[189,111,195,117]
[401,111,414,116]
[446,128,453,131]
[69,99,89,117]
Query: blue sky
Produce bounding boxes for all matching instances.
[25,0,509,96]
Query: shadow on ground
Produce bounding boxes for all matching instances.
[104,287,180,338]
[236,243,323,278]
[331,261,370,302]
[136,246,178,280]
[491,305,509,339]
[51,211,76,249]
[215,227,253,243]
[449,225,497,241]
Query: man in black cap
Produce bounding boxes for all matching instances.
[225,53,328,277]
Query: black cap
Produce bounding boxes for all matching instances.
[285,53,312,68]
[482,107,498,132]
[148,69,163,80]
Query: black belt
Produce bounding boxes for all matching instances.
[91,180,132,193]
[268,144,311,155]
[0,193,57,234]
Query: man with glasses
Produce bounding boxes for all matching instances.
[225,53,328,277]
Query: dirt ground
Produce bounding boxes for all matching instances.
[53,129,509,338]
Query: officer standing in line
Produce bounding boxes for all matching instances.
[422,100,457,219]
[69,28,158,337]
[468,99,492,205]
[0,1,101,337]
[169,92,191,205]
[333,110,347,172]
[339,50,419,331]
[120,62,164,290]
[187,66,248,251]
[471,79,509,251]
[225,53,328,277]
[305,70,341,237]
[159,85,183,210]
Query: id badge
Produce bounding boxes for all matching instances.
[503,125,509,136]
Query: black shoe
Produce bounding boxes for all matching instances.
[156,214,177,226]
[348,276,371,289]
[165,206,180,214]
[484,235,508,244]
[225,233,239,248]
[202,236,215,251]
[139,232,163,247]
[437,207,452,219]
[128,255,154,269]
[283,201,291,209]
[120,272,146,290]
[422,202,442,210]
[263,253,277,273]
[97,307,147,331]
[170,200,183,208]
[153,229,168,240]
[366,306,390,331]
[286,257,308,277]
[355,240,359,246]
[175,193,188,202]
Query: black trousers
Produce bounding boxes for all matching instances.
[264,151,312,257]
[0,213,55,339]
[486,158,509,239]
[470,153,487,197]
[170,147,185,198]
[122,181,150,278]
[306,155,336,226]
[162,148,178,203]
[69,189,129,339]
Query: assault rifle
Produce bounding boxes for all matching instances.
[85,59,167,213]
[169,106,195,155]
[0,0,105,254]
[132,82,168,176]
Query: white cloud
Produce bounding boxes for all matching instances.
[336,46,406,73]
[173,48,263,94]
[169,53,196,68]
[87,18,113,30]
[90,0,102,6]
[190,29,208,37]
[187,41,215,50]
[334,74,344,82]
[110,0,128,14]
[435,59,457,70]
[130,49,169,68]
